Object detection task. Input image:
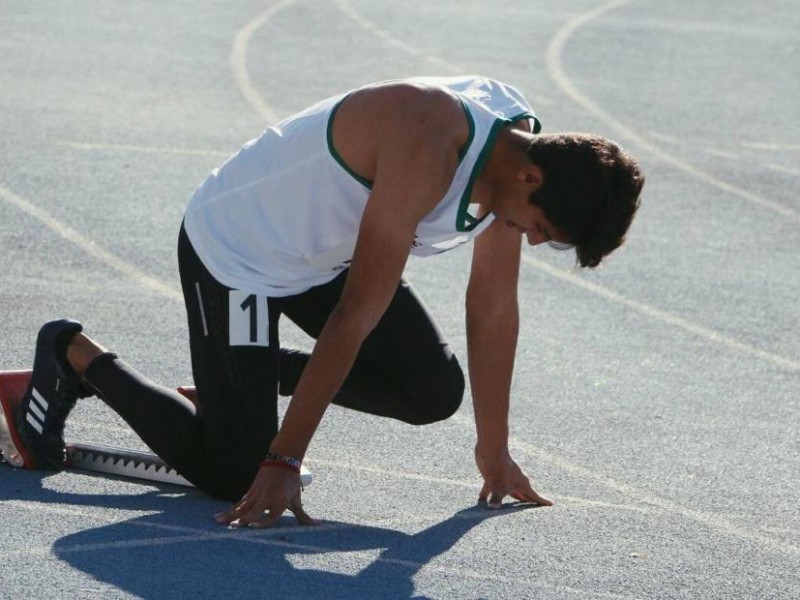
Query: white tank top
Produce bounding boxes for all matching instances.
[183,75,540,297]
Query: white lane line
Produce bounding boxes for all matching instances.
[332,0,557,107]
[448,413,800,559]
[766,163,800,178]
[545,0,800,222]
[0,184,182,303]
[307,459,657,514]
[521,254,799,372]
[742,142,800,151]
[705,148,740,160]
[309,458,474,489]
[643,131,679,145]
[230,0,299,124]
[601,17,788,38]
[54,141,229,157]
[505,432,800,559]
[320,436,800,555]
[333,0,459,73]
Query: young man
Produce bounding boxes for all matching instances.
[15,76,644,527]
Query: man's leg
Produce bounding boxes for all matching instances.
[176,224,282,501]
[77,346,206,483]
[61,227,281,502]
[280,272,464,425]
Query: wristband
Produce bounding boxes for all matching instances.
[261,452,301,472]
[260,459,300,474]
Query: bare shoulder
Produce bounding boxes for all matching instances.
[332,81,469,181]
[343,80,466,135]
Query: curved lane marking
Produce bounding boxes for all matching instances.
[230,0,299,124]
[0,0,308,301]
[522,254,798,371]
[333,0,555,107]
[545,0,799,222]
[0,185,182,302]
[333,0,460,73]
[447,413,800,558]
[506,424,800,558]
[742,142,800,151]
[767,164,800,178]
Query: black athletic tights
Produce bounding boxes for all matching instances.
[83,225,464,501]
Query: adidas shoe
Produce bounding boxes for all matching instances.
[17,319,90,469]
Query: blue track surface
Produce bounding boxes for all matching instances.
[1,1,798,598]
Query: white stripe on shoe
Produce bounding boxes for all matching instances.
[26,412,43,434]
[28,401,45,423]
[32,388,49,412]
[26,388,49,435]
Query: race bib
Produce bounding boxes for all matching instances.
[229,290,269,346]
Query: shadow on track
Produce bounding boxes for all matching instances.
[6,470,540,599]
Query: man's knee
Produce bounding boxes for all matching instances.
[193,465,253,502]
[407,358,464,425]
[191,445,263,502]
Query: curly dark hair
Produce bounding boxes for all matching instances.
[527,133,645,268]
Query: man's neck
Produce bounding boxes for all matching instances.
[472,126,533,206]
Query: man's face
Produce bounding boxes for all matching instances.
[496,200,571,247]
[485,160,571,247]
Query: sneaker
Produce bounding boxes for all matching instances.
[16,319,90,469]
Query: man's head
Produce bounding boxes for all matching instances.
[526,133,644,268]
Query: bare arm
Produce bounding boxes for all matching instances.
[467,216,521,454]
[466,217,553,507]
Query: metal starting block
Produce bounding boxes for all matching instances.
[0,370,311,488]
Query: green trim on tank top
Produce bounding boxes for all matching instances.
[327,92,373,189]
[457,97,475,162]
[455,112,541,233]
[326,95,477,190]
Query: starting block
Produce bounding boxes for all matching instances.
[0,370,311,488]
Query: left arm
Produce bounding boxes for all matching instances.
[466,217,553,508]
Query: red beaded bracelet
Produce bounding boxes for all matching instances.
[263,452,302,469]
[260,459,300,474]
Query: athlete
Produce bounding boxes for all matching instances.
[15,76,644,527]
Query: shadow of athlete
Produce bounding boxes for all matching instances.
[51,499,541,600]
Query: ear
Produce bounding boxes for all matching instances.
[518,164,543,190]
